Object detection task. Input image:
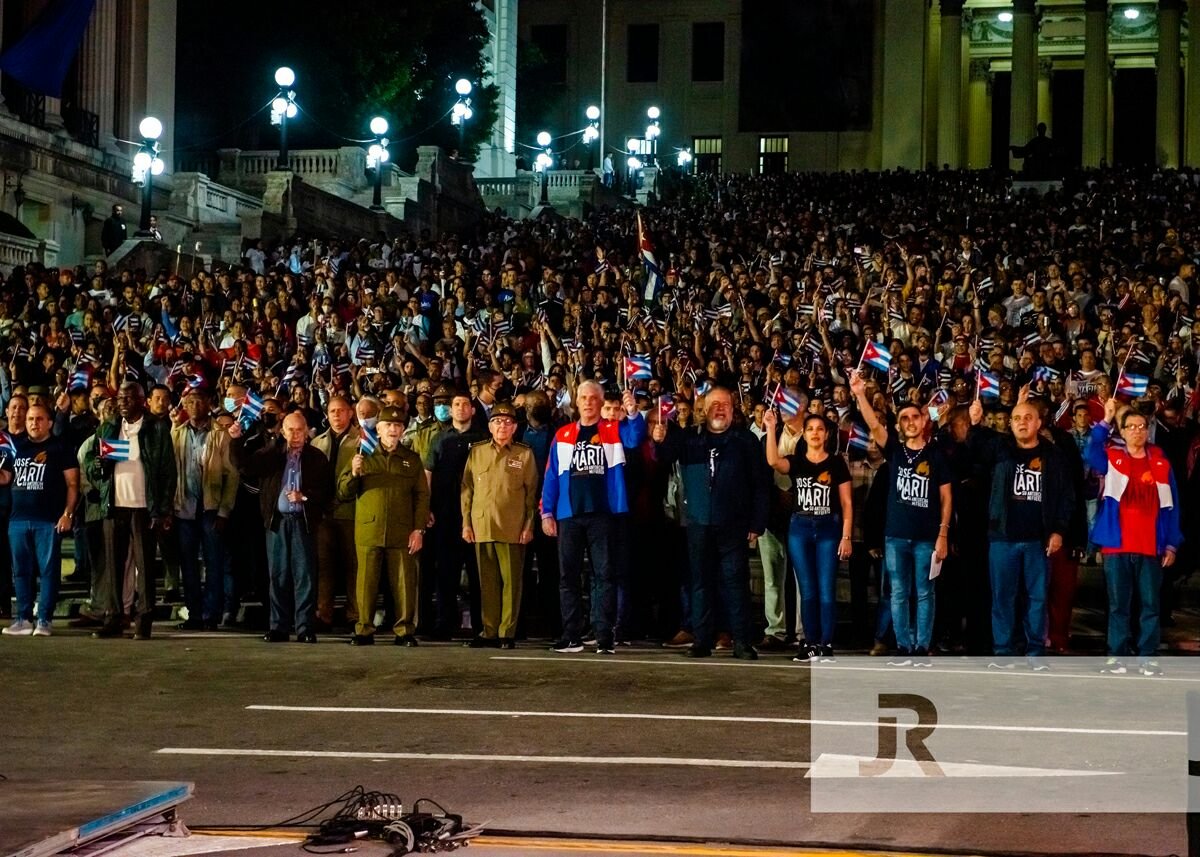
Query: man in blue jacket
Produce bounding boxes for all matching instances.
[651,387,769,659]
[541,381,645,654]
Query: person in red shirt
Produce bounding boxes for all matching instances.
[1085,398,1183,677]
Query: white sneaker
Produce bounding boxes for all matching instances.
[33,622,51,637]
[2,620,34,636]
[1100,657,1127,675]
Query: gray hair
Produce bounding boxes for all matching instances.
[357,395,382,419]
[576,380,604,401]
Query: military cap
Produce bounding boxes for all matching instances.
[378,405,405,425]
[489,401,519,421]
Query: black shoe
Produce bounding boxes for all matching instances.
[176,618,204,631]
[296,632,318,643]
[466,636,500,648]
[135,619,153,639]
[684,645,712,658]
[350,634,375,646]
[499,638,516,649]
[263,630,289,643]
[203,620,220,632]
[733,643,759,660]
[396,634,419,647]
[92,623,123,639]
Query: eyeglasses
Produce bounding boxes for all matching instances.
[1124,423,1149,431]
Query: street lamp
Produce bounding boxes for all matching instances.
[367,116,390,210]
[451,78,474,158]
[535,130,553,205]
[583,105,600,171]
[677,148,693,172]
[271,66,298,170]
[645,106,661,166]
[131,116,164,237]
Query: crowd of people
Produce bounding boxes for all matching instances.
[0,165,1197,675]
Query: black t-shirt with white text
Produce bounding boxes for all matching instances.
[1001,444,1045,542]
[882,433,952,541]
[568,423,610,515]
[8,435,74,522]
[785,453,851,519]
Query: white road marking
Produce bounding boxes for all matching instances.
[155,748,812,769]
[489,655,1200,683]
[806,753,1121,778]
[244,704,1183,737]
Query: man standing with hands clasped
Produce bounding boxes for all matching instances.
[651,386,769,660]
[339,405,430,647]
[1086,397,1182,677]
[461,401,538,649]
[967,396,1074,670]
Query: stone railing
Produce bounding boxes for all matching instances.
[0,234,59,273]
[169,172,263,225]
[187,146,372,195]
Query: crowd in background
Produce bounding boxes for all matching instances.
[0,165,1197,673]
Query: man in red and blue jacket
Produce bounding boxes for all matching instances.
[1086,398,1183,676]
[541,381,645,654]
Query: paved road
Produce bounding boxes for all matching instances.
[0,631,1189,856]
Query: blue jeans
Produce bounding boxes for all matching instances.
[686,524,753,648]
[178,511,231,622]
[558,513,616,647]
[787,515,840,646]
[884,537,936,652]
[988,540,1048,656]
[266,515,316,635]
[1103,553,1162,658]
[9,519,61,624]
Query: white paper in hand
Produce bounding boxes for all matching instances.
[929,552,943,581]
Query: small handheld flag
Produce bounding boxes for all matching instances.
[848,423,872,451]
[977,370,1001,399]
[859,340,893,373]
[658,395,677,424]
[1115,372,1149,399]
[238,390,265,428]
[68,367,91,391]
[624,355,653,381]
[99,438,132,461]
[359,425,380,455]
[772,385,804,418]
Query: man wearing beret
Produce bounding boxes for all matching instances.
[461,401,538,649]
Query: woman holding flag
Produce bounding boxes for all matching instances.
[763,407,853,663]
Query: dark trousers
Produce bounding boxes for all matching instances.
[431,517,480,636]
[178,511,231,623]
[101,507,154,634]
[228,488,266,611]
[686,524,753,649]
[10,519,61,624]
[316,516,358,624]
[266,515,316,636]
[1046,550,1079,652]
[558,513,616,646]
[0,511,11,617]
[1103,552,1162,659]
[520,525,560,638]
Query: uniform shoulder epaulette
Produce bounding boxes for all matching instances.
[470,439,491,447]
[512,440,531,449]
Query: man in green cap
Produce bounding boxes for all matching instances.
[460,401,538,648]
[338,404,430,646]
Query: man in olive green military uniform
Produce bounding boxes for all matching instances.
[406,384,453,463]
[461,401,538,648]
[311,394,360,628]
[337,405,430,646]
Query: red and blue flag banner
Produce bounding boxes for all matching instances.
[624,355,653,381]
[859,340,893,373]
[637,211,663,302]
[359,425,380,455]
[977,370,1001,399]
[99,438,131,461]
[1115,372,1149,399]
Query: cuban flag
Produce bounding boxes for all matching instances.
[624,355,652,381]
[860,340,893,373]
[359,425,380,455]
[99,438,132,461]
[161,312,180,343]
[772,384,803,418]
[637,211,663,302]
[658,395,677,424]
[0,431,16,458]
[927,388,950,410]
[1032,366,1061,385]
[1116,372,1149,399]
[848,423,872,451]
[68,366,91,391]
[977,370,1001,399]
[240,390,265,422]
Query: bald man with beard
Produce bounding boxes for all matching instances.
[968,398,1075,670]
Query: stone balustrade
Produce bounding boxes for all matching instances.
[0,234,60,274]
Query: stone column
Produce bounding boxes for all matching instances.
[1157,0,1183,167]
[1082,0,1109,167]
[881,0,929,169]
[967,59,994,168]
[80,0,118,149]
[1107,60,1116,164]
[937,0,965,167]
[1187,0,1200,165]
[925,4,941,166]
[1009,0,1039,169]
[1037,57,1054,134]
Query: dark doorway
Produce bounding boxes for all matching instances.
[991,71,1011,169]
[1113,67,1155,166]
[1051,69,1083,170]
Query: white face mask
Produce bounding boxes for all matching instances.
[360,416,378,431]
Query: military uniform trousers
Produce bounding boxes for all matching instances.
[476,541,526,639]
[356,545,419,638]
[317,517,358,624]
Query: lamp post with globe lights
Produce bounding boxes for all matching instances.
[131,116,164,236]
[645,106,661,166]
[534,130,553,205]
[271,66,298,170]
[583,105,601,171]
[626,137,642,195]
[367,116,390,210]
[451,78,474,158]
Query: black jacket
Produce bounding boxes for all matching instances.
[656,424,769,534]
[232,436,333,533]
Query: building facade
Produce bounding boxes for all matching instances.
[518,0,1196,174]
